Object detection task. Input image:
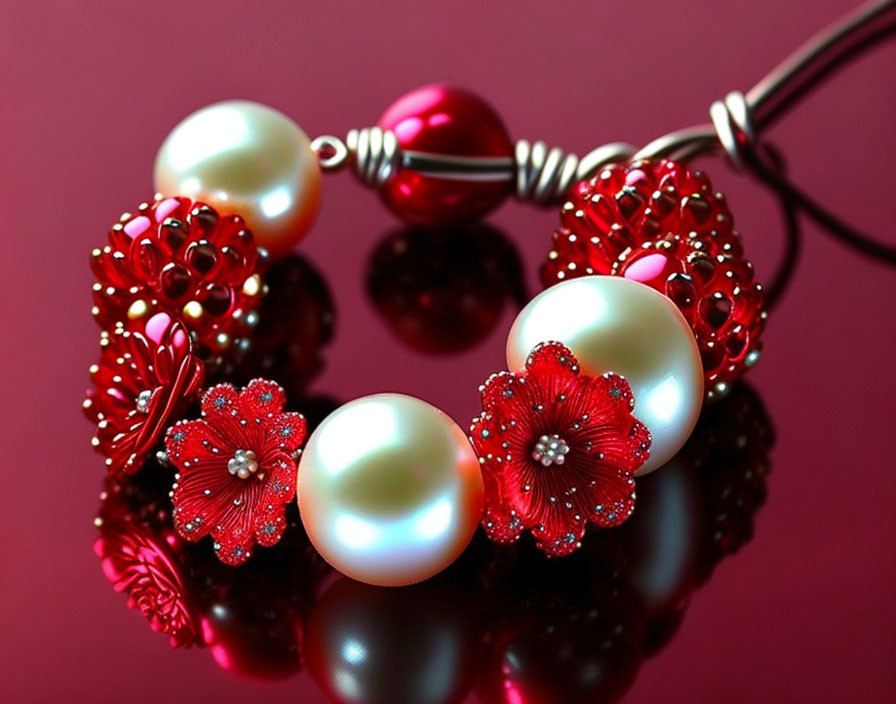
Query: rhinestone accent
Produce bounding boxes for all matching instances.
[227,449,259,479]
[531,434,570,467]
[135,389,153,413]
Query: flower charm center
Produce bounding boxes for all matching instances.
[531,434,570,467]
[227,449,259,479]
[135,389,154,413]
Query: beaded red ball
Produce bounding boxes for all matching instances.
[378,83,513,225]
[541,159,766,392]
[90,196,264,358]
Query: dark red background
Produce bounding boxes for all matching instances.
[1,0,894,701]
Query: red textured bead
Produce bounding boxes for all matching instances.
[541,159,766,392]
[91,196,264,358]
[378,83,513,225]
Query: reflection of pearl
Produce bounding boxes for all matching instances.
[304,578,476,703]
[506,276,703,474]
[154,100,321,258]
[297,394,484,587]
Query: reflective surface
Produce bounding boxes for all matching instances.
[2,1,895,701]
[92,381,774,702]
[367,224,527,355]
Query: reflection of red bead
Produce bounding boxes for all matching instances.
[378,83,512,225]
[366,224,526,355]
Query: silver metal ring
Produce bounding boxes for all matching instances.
[310,135,350,170]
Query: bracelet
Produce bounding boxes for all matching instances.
[94,381,773,691]
[85,0,896,587]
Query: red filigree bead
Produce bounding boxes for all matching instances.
[84,319,205,476]
[541,159,766,391]
[90,195,264,357]
[94,473,201,648]
[378,83,513,225]
[165,380,306,566]
[470,342,651,557]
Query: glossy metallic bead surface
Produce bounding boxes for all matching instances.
[377,83,513,225]
[506,276,704,474]
[297,393,484,586]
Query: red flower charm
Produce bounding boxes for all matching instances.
[84,319,205,476]
[90,195,263,357]
[541,159,765,392]
[470,342,650,557]
[165,380,306,566]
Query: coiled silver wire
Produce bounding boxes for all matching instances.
[347,127,400,187]
[311,130,637,205]
[308,0,896,266]
[632,90,756,166]
[514,140,638,204]
[312,128,399,187]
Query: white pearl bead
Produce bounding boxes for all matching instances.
[154,100,321,258]
[506,276,703,474]
[297,394,484,586]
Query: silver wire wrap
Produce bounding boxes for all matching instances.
[514,140,580,204]
[515,140,638,203]
[632,91,759,168]
[311,129,399,187]
[633,91,758,167]
[347,127,400,187]
[635,0,896,166]
[311,130,637,205]
[309,0,896,266]
[710,91,757,170]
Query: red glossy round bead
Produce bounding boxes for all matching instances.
[377,83,513,225]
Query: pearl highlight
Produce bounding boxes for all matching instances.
[506,276,704,474]
[154,100,322,258]
[297,393,484,586]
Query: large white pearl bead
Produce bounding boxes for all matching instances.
[297,394,484,587]
[506,276,703,474]
[154,100,321,258]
